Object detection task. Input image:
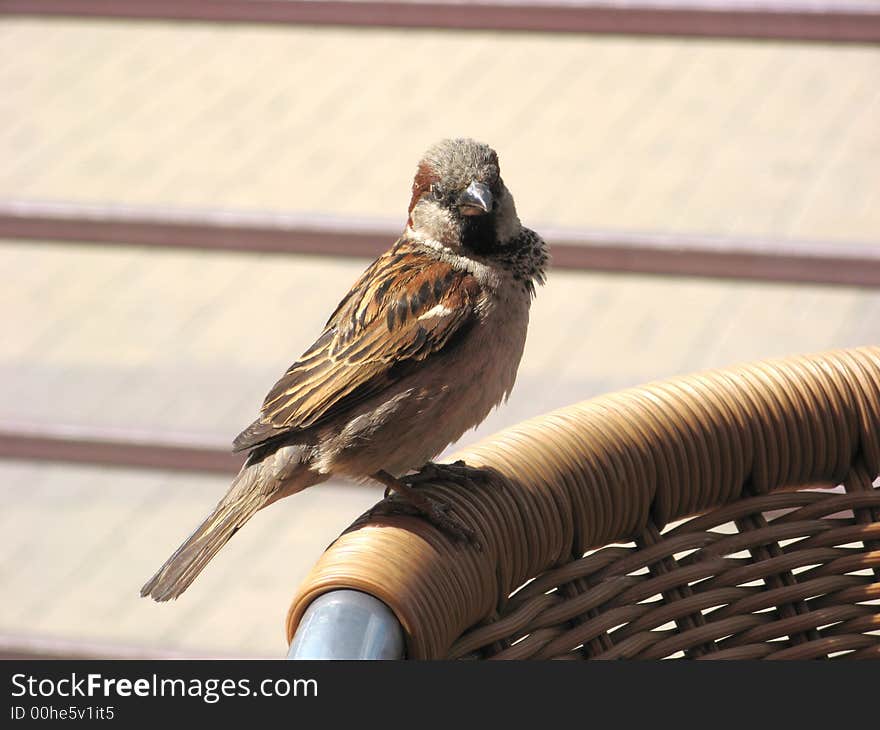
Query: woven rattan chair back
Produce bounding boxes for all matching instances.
[287,347,880,659]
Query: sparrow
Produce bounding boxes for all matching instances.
[141,138,548,601]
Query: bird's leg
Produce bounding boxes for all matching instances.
[370,469,479,546]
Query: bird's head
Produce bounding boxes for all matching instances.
[406,138,522,257]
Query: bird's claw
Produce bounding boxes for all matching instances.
[370,487,481,549]
[370,464,485,548]
[403,460,492,488]
[417,494,479,546]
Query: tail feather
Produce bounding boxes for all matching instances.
[140,497,263,602]
[141,447,322,602]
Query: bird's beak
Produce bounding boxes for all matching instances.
[458,181,493,216]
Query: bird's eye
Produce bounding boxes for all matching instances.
[431,185,445,202]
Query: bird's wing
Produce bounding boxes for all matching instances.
[232,240,481,452]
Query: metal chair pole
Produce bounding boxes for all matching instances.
[287,589,405,660]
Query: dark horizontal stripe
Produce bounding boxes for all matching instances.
[545,228,880,289]
[1,199,879,287]
[0,423,242,475]
[2,0,880,43]
[0,200,387,259]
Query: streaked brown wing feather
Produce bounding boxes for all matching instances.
[232,240,480,452]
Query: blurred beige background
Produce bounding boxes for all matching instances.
[1,16,878,657]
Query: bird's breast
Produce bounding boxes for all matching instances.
[317,283,533,478]
[400,284,532,456]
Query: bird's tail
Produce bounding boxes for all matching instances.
[140,448,322,602]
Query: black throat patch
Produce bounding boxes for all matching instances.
[459,213,498,256]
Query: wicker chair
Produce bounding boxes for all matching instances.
[286,346,880,659]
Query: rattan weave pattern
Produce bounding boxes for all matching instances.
[286,347,880,659]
